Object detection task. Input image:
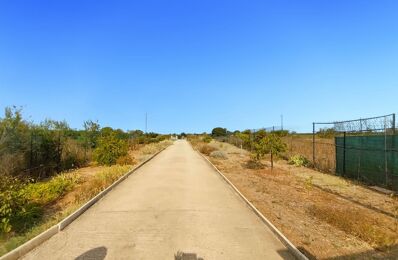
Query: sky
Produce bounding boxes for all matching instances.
[1,0,398,133]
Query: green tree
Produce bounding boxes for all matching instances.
[83,120,100,148]
[0,106,29,154]
[252,133,286,169]
[235,130,251,149]
[211,127,227,137]
[263,133,287,169]
[94,132,128,166]
[0,107,30,176]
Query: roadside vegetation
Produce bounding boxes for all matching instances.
[0,106,172,256]
[189,128,398,259]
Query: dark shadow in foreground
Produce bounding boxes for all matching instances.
[175,251,204,260]
[277,249,298,260]
[75,246,107,260]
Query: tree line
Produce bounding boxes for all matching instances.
[0,106,167,180]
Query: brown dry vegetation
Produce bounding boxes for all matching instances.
[191,139,398,259]
[283,135,336,173]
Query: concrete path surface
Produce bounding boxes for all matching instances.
[22,140,293,260]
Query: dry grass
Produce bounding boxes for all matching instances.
[73,165,132,203]
[140,140,173,155]
[198,144,217,155]
[307,204,397,250]
[284,135,335,173]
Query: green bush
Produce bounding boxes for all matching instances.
[0,173,80,235]
[244,157,265,169]
[202,135,212,143]
[0,176,26,234]
[23,173,79,205]
[94,132,128,166]
[288,154,310,167]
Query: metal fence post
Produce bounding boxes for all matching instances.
[312,123,315,168]
[343,131,346,176]
[384,118,388,186]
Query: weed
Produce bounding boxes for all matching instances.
[75,165,132,202]
[209,150,227,159]
[244,159,265,169]
[202,135,212,143]
[289,154,310,167]
[116,155,136,165]
[199,144,217,156]
[304,176,313,190]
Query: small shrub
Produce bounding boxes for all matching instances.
[23,173,79,205]
[244,159,265,169]
[199,144,217,156]
[304,176,313,190]
[202,135,212,143]
[210,150,227,159]
[94,132,128,166]
[0,176,26,234]
[116,155,136,165]
[288,154,310,167]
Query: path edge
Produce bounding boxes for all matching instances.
[0,145,170,260]
[195,150,308,260]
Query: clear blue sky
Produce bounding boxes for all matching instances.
[1,0,397,133]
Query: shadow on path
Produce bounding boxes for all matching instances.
[75,246,107,260]
[175,251,204,260]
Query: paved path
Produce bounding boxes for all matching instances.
[23,140,293,260]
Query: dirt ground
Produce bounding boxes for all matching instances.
[195,140,398,259]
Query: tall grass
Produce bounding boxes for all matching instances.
[140,140,173,155]
[308,204,398,249]
[75,165,132,202]
[283,135,336,173]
